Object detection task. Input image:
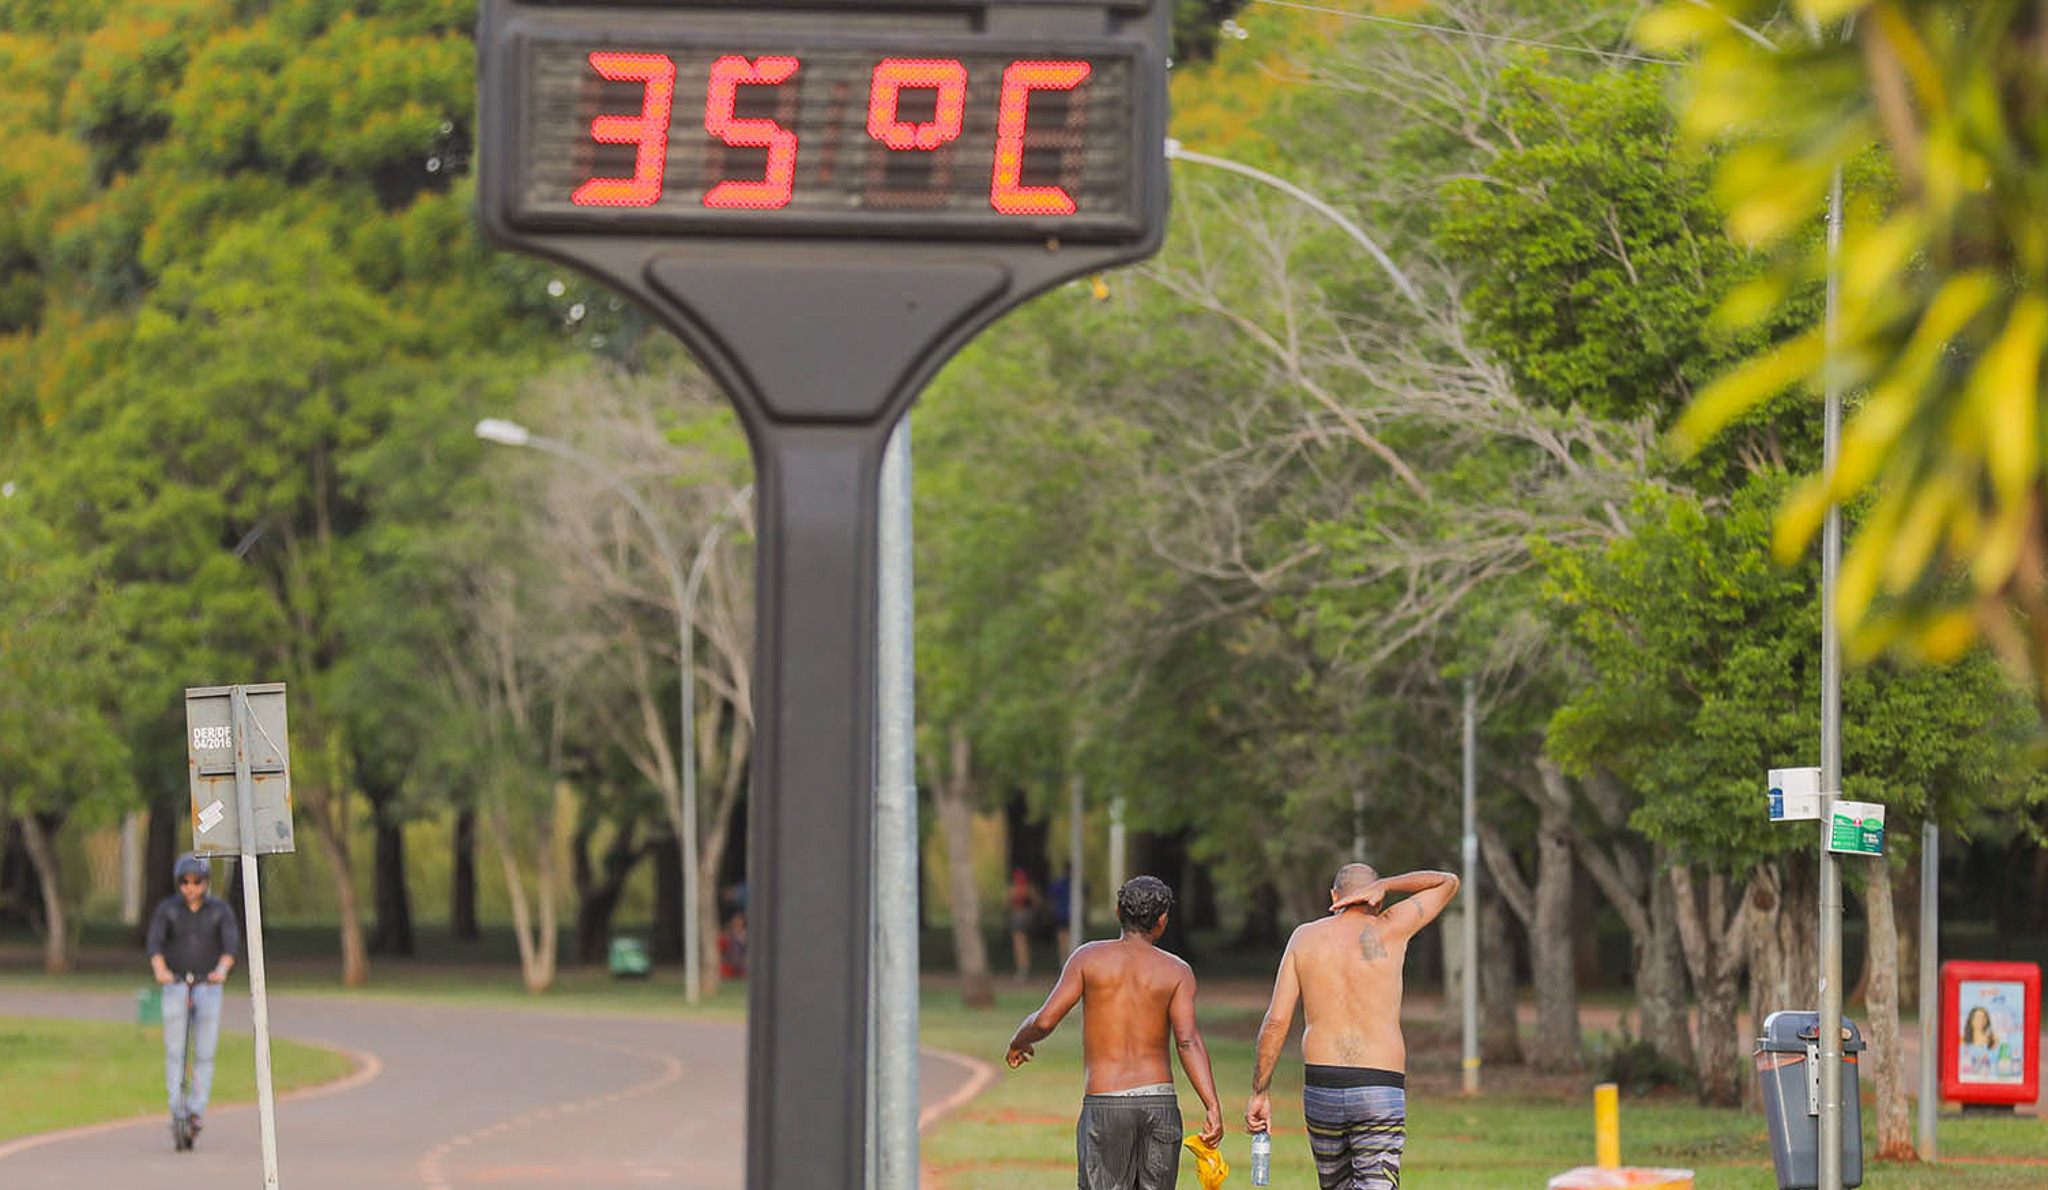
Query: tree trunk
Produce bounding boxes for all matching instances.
[697,719,750,997]
[1134,829,1196,960]
[486,793,559,994]
[1862,858,1916,1161]
[1747,863,1787,1032]
[1234,881,1284,950]
[1478,891,1524,1064]
[141,800,177,945]
[573,818,642,966]
[932,728,994,1009]
[1670,865,1754,1106]
[1895,855,1920,1015]
[1643,857,1694,1070]
[650,831,683,963]
[368,800,414,957]
[451,807,479,941]
[1186,861,1220,931]
[1529,815,1582,1071]
[16,812,71,974]
[1570,810,1693,1070]
[306,786,369,987]
[1526,761,1582,1072]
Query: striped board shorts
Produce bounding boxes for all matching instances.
[1302,1065,1405,1190]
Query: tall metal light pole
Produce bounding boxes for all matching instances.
[475,417,750,1004]
[1462,679,1480,1095]
[1815,165,1847,1190]
[871,420,919,1190]
[1166,140,1487,1085]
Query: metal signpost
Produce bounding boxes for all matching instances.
[475,2,1170,1184]
[185,682,293,1190]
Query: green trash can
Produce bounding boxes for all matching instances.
[609,936,651,979]
[136,984,161,1025]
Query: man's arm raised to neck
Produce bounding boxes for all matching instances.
[1341,870,1460,941]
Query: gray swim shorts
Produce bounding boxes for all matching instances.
[1075,1090,1181,1190]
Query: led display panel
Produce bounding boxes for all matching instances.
[507,37,1144,239]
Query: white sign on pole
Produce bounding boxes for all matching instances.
[1768,766,1823,822]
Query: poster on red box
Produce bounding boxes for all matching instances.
[1940,961,2040,1106]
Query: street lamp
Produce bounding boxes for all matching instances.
[1161,143,1488,1088]
[1163,139,1425,310]
[475,416,751,1003]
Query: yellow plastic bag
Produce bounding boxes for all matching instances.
[1182,1133,1230,1190]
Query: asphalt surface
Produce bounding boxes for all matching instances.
[0,987,989,1189]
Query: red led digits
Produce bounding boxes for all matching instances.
[991,60,1091,215]
[703,55,801,209]
[866,59,967,150]
[572,52,679,207]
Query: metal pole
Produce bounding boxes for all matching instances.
[679,560,700,1006]
[1107,794,1127,916]
[1462,679,1480,1095]
[743,425,878,1190]
[1069,775,1085,952]
[872,421,919,1190]
[1919,821,1939,1160]
[231,686,281,1190]
[1817,164,1846,1190]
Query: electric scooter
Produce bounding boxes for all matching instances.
[170,974,198,1152]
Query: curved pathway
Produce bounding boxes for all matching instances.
[0,987,991,1189]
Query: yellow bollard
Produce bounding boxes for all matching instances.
[1593,1082,1620,1169]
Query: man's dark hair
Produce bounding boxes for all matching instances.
[1116,875,1174,932]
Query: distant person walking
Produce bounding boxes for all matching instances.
[1006,868,1042,980]
[1245,864,1459,1190]
[1049,868,1074,956]
[145,854,240,1140]
[1006,875,1225,1190]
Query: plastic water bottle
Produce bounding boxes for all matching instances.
[1250,1129,1271,1185]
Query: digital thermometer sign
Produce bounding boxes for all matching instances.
[507,38,1144,239]
[479,5,1166,1190]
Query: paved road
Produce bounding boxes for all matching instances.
[0,988,990,1189]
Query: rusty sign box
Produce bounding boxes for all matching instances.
[183,684,296,855]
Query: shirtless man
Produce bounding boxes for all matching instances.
[1246,864,1460,1190]
[1006,875,1225,1190]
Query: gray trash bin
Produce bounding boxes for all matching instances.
[1755,1011,1865,1190]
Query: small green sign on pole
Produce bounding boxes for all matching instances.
[1827,800,1886,856]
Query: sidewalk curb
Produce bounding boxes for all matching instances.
[919,1046,997,1131]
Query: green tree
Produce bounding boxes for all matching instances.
[1641,1,2048,691]
[0,492,133,972]
[1543,473,2045,1103]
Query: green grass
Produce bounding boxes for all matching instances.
[6,961,2044,1185]
[911,988,2048,1190]
[0,1015,358,1142]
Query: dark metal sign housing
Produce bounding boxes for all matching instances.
[476,0,1167,1184]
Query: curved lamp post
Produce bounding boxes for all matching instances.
[476,416,751,1003]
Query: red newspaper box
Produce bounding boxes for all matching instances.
[1939,961,2040,1108]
